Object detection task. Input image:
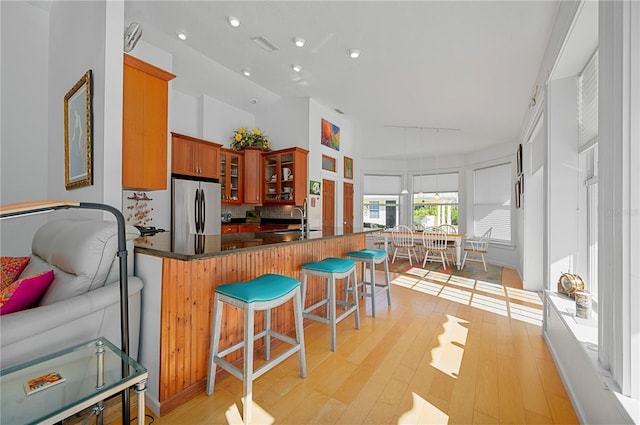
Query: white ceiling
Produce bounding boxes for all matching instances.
[124,1,561,159]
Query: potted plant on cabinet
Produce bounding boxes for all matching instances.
[231,127,271,151]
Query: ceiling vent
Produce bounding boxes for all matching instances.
[251,36,280,52]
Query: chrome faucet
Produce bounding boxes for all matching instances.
[291,207,305,239]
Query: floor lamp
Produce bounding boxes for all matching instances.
[0,200,132,425]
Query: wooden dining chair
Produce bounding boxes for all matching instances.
[461,227,492,272]
[390,225,418,265]
[438,224,457,263]
[422,227,449,270]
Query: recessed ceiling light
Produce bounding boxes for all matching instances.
[227,16,240,27]
[176,31,188,41]
[242,69,251,77]
[291,64,302,73]
[293,37,306,47]
[348,48,361,59]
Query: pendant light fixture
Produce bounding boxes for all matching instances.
[400,127,409,194]
[434,129,441,200]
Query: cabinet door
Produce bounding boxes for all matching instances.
[171,135,197,176]
[221,150,242,204]
[243,148,262,204]
[122,55,175,190]
[198,143,219,179]
[263,153,280,203]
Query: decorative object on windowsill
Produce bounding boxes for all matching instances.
[557,272,585,299]
[574,290,592,319]
[126,192,154,227]
[231,127,271,151]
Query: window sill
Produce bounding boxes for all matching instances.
[545,291,639,424]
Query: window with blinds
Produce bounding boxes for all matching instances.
[578,50,598,149]
[473,163,511,242]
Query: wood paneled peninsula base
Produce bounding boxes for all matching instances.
[134,229,370,416]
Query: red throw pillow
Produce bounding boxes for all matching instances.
[1,256,31,290]
[0,270,54,315]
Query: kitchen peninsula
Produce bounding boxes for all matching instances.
[134,227,373,416]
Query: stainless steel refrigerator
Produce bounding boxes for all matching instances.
[171,174,221,254]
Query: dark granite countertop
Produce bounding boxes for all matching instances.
[134,227,376,261]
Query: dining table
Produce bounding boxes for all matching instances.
[380,229,466,270]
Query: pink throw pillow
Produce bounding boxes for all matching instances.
[0,270,54,315]
[1,256,31,290]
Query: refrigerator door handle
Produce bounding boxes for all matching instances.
[201,188,206,233]
[195,188,201,233]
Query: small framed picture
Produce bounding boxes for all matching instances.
[344,156,353,179]
[64,70,93,190]
[322,154,336,172]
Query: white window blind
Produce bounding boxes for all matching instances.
[473,163,511,242]
[412,172,458,193]
[579,50,598,149]
[363,175,401,195]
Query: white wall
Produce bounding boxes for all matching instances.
[547,76,580,283]
[0,1,50,255]
[308,99,358,229]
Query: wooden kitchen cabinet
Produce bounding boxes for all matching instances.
[221,224,238,234]
[220,148,243,205]
[171,132,221,179]
[263,147,309,206]
[243,147,263,205]
[122,54,175,190]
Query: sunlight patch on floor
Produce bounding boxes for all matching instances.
[390,267,542,325]
[405,266,429,277]
[430,314,469,378]
[506,286,543,305]
[224,397,274,425]
[439,286,472,305]
[413,280,444,296]
[475,280,507,297]
[509,302,543,326]
[398,392,449,424]
[470,293,509,317]
[447,275,476,289]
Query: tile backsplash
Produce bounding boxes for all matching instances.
[222,205,298,220]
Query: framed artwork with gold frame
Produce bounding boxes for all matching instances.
[344,156,353,179]
[64,70,93,190]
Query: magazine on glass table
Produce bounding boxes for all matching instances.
[23,371,66,396]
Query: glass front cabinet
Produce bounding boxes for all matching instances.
[220,148,243,205]
[263,147,309,206]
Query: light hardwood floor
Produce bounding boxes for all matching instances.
[114,265,578,424]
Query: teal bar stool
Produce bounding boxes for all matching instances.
[345,248,392,317]
[206,274,306,424]
[301,257,360,351]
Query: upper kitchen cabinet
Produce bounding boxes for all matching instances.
[171,132,221,179]
[122,54,176,190]
[263,147,309,206]
[243,147,263,205]
[220,148,243,204]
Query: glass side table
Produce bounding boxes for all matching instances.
[1,337,148,425]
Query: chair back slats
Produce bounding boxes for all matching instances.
[391,225,414,247]
[422,227,448,252]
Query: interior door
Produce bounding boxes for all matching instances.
[343,182,353,233]
[322,179,335,235]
